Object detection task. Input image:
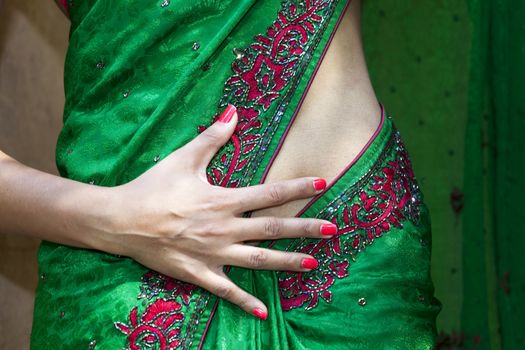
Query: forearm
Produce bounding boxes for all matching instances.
[0,150,119,250]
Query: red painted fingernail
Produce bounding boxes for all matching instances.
[218,104,236,123]
[301,258,318,269]
[252,307,268,320]
[313,178,326,191]
[321,224,338,236]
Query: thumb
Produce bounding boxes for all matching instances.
[182,104,238,170]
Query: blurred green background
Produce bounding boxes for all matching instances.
[362,1,524,349]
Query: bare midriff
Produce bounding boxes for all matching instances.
[252,0,381,219]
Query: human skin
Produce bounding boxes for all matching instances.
[0,106,336,321]
[254,0,382,219]
[0,0,376,321]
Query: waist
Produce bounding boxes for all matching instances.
[252,98,383,219]
[55,0,356,188]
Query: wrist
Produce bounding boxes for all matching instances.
[68,183,128,255]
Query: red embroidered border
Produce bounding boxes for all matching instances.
[277,128,424,311]
[116,1,349,349]
[203,0,336,189]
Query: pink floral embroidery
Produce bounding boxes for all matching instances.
[203,0,332,188]
[225,1,328,110]
[278,132,424,310]
[279,240,349,309]
[116,0,340,346]
[115,299,184,350]
[200,106,262,187]
[139,271,197,305]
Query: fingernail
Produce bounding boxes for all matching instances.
[252,307,268,320]
[320,224,338,236]
[313,178,326,191]
[301,258,318,269]
[218,104,236,123]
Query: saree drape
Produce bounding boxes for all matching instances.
[31,0,525,348]
[362,1,525,349]
[30,0,442,349]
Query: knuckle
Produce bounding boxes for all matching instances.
[201,192,228,212]
[164,257,200,282]
[213,284,233,300]
[290,253,304,267]
[302,220,316,236]
[248,250,268,268]
[266,184,284,204]
[264,217,282,238]
[237,296,250,310]
[231,191,247,208]
[219,191,242,211]
[201,128,222,144]
[174,265,196,282]
[302,179,314,193]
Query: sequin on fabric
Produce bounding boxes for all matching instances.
[202,0,340,188]
[114,299,185,349]
[277,128,424,311]
[113,1,350,349]
[115,272,208,350]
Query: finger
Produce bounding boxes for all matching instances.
[229,177,327,213]
[180,104,238,170]
[196,269,268,320]
[227,216,338,242]
[224,244,319,272]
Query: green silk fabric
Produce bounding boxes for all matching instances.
[30,0,444,349]
[201,116,441,349]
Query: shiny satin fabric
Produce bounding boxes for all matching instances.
[200,113,442,349]
[31,0,441,349]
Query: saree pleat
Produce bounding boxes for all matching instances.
[30,1,440,349]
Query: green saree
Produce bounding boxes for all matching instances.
[31,0,441,348]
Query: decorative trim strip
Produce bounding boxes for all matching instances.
[202,0,345,190]
[260,0,354,184]
[292,103,385,218]
[115,1,350,349]
[275,126,424,311]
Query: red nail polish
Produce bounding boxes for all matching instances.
[218,104,236,123]
[301,258,318,269]
[320,224,338,236]
[252,307,268,320]
[313,178,326,191]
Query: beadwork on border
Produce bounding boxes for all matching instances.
[114,1,342,349]
[203,0,339,188]
[277,128,424,311]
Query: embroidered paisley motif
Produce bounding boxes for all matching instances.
[137,271,198,304]
[204,0,338,188]
[115,299,185,350]
[115,271,207,350]
[116,0,343,348]
[277,129,424,311]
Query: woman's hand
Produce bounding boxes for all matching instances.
[102,105,338,320]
